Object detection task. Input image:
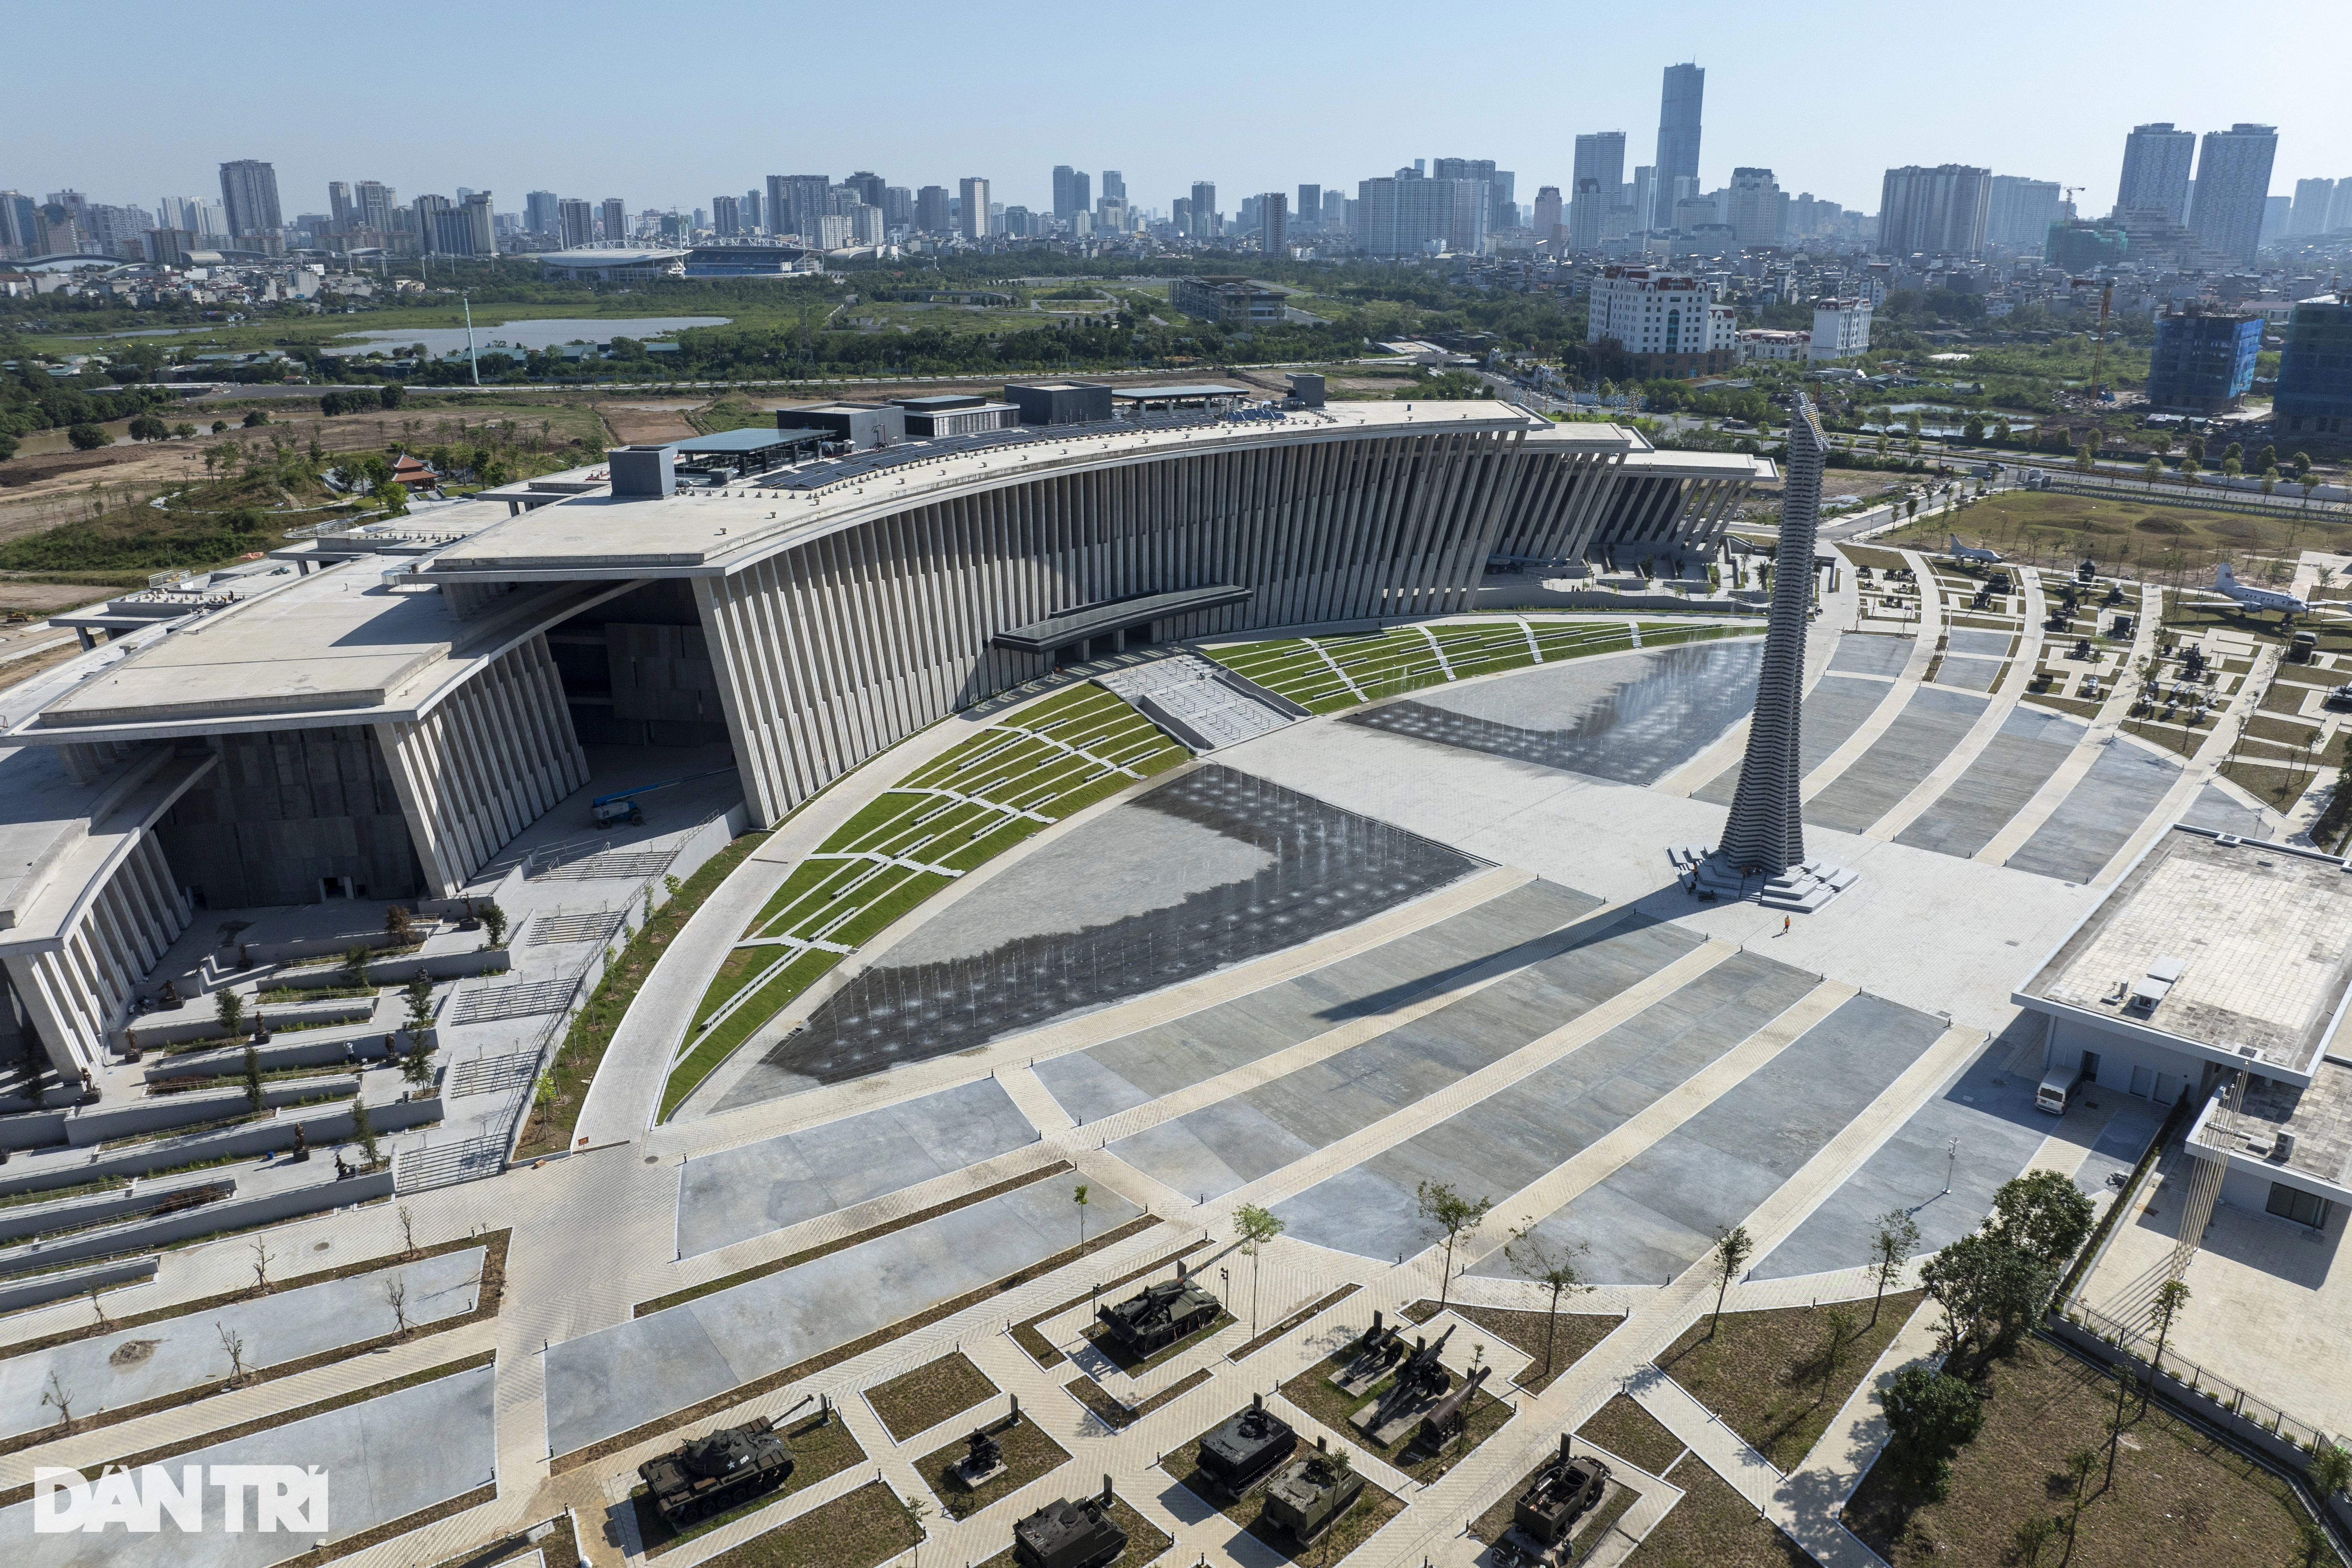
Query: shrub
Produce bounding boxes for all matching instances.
[67,423,111,450]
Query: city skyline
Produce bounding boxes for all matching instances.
[8,0,2340,230]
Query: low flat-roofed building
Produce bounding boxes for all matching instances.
[785,402,905,450]
[889,396,1019,437]
[669,426,828,476]
[1170,275,1286,326]
[1108,384,1254,412]
[2018,825,2352,1233]
[2019,827,2352,1095]
[1005,382,1113,426]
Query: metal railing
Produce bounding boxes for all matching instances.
[2057,1293,2335,1454]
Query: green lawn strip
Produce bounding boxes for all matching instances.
[1229,1285,1361,1362]
[1576,1393,1686,1475]
[1842,1336,2309,1566]
[970,1494,1173,1568]
[865,1351,1000,1443]
[1064,1367,1212,1431]
[662,949,837,1117]
[698,1479,918,1568]
[1654,1291,1924,1473]
[1624,1453,1811,1567]
[630,1410,869,1558]
[632,1164,1076,1318]
[916,1412,1072,1520]
[517,830,772,1158]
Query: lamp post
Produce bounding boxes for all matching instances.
[1943,1135,1959,1196]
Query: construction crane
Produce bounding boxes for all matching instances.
[2069,278,2115,401]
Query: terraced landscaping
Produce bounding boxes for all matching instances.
[660,683,1187,1117]
[1206,617,1751,714]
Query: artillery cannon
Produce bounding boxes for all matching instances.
[1415,1364,1491,1449]
[1013,1477,1127,1568]
[1095,1261,1220,1356]
[1386,1324,1455,1405]
[1514,1435,1611,1547]
[637,1415,795,1527]
[1197,1393,1297,1495]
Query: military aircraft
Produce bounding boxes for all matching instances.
[1946,534,2002,564]
[2204,561,2310,618]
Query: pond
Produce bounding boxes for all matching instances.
[332,316,730,354]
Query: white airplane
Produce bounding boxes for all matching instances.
[2209,562,2310,617]
[1946,534,2002,564]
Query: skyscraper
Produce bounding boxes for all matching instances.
[1190,181,1216,240]
[1532,185,1562,237]
[1631,167,1655,234]
[1573,133,1626,246]
[1260,192,1288,253]
[1876,165,1992,256]
[958,177,990,240]
[217,159,282,239]
[1651,63,1703,229]
[327,181,352,233]
[1715,396,1826,882]
[354,180,395,235]
[1052,166,1085,221]
[844,171,886,210]
[557,196,593,248]
[1986,176,2063,247]
[1296,183,1321,232]
[2291,178,2336,237]
[1101,171,1125,205]
[767,175,828,241]
[1727,167,1783,248]
[2115,123,2195,220]
[602,198,626,244]
[915,185,950,234]
[524,191,562,235]
[711,196,739,239]
[2188,124,2278,265]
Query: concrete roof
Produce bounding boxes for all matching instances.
[419,401,1555,581]
[12,559,626,744]
[2194,1063,2352,1196]
[2024,827,2352,1075]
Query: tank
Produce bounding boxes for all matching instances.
[1263,1445,1366,1543]
[1196,1394,1297,1494]
[637,1414,795,1526]
[1095,1262,1220,1355]
[1513,1437,1610,1546]
[1013,1487,1127,1568]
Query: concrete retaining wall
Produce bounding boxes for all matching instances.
[0,1168,395,1274]
[0,1096,442,1197]
[0,1175,235,1247]
[0,1256,158,1316]
[63,1079,359,1146]
[127,994,381,1050]
[272,946,511,991]
[1474,582,1760,615]
[0,1109,70,1152]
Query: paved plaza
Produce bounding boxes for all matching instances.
[0,570,2314,1568]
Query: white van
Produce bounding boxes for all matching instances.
[2037,1059,2090,1115]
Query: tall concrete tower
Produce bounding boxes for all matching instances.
[1713,395,1843,902]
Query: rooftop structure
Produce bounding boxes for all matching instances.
[2020,828,2352,1085]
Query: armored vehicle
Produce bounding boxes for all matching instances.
[1013,1481,1127,1568]
[638,1415,795,1526]
[1263,1442,1366,1543]
[1196,1394,1297,1494]
[1514,1436,1610,1546]
[1095,1261,1220,1355]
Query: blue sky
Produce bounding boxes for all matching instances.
[13,0,2343,221]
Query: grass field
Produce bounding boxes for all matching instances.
[1883,489,2352,580]
[1843,1336,2315,1566]
[1655,1292,1926,1473]
[658,683,1186,1117]
[1206,617,1753,716]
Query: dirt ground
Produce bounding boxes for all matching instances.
[600,402,700,444]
